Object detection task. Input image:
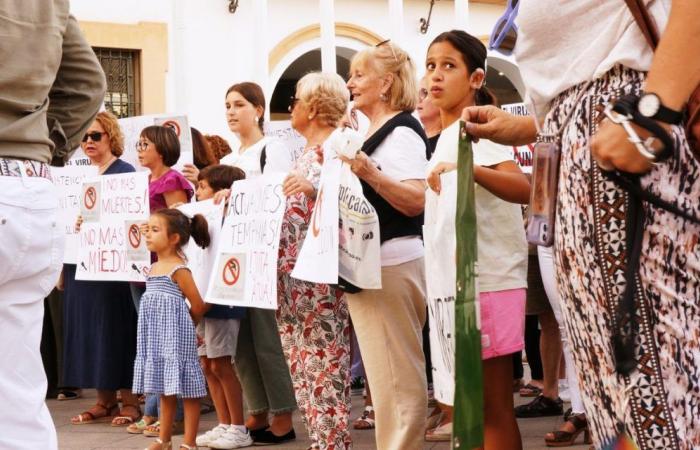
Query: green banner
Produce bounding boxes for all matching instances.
[452,122,484,449]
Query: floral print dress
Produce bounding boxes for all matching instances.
[276,145,352,450]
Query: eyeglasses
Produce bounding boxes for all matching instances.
[82,131,106,142]
[376,39,399,63]
[488,0,519,55]
[135,141,150,152]
[288,96,300,113]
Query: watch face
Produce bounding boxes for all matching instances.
[639,94,660,117]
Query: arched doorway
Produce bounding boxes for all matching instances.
[269,46,355,120]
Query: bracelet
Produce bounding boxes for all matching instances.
[608,94,675,162]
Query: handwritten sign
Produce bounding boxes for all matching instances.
[264,120,306,161]
[53,165,99,263]
[205,173,286,309]
[177,199,225,298]
[76,172,150,282]
[502,103,534,174]
[291,157,341,284]
[66,114,194,173]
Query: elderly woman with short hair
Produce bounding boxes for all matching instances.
[342,41,429,450]
[276,71,352,450]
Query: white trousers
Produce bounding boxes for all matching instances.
[0,175,63,449]
[538,245,585,415]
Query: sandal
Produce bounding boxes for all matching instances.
[353,406,375,430]
[426,408,443,431]
[179,445,197,450]
[128,416,157,434]
[544,413,592,447]
[143,420,184,437]
[519,382,543,397]
[111,404,142,427]
[145,438,172,450]
[425,421,453,442]
[71,403,118,425]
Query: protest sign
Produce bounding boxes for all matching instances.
[502,103,534,173]
[265,120,306,161]
[424,172,458,405]
[76,172,150,282]
[65,114,193,173]
[177,199,225,298]
[291,158,342,284]
[53,165,99,263]
[205,173,286,309]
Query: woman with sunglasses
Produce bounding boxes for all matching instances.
[215,81,299,446]
[274,71,353,450]
[342,40,430,450]
[466,1,700,448]
[62,111,141,427]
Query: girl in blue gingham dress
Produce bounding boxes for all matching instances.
[132,208,212,450]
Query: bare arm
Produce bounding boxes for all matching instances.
[164,190,189,208]
[474,160,531,204]
[461,106,538,146]
[173,269,209,324]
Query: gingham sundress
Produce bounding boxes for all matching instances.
[132,265,206,398]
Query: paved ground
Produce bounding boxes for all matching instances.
[51,390,589,450]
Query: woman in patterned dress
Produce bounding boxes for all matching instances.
[462,1,700,448]
[276,72,353,450]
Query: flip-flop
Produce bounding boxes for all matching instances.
[128,417,156,434]
[425,421,452,442]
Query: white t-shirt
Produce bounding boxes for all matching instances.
[515,0,670,116]
[219,136,294,178]
[429,121,527,292]
[368,126,428,266]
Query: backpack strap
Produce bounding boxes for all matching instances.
[623,0,659,49]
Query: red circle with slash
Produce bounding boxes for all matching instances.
[128,224,141,248]
[84,186,97,210]
[222,257,240,286]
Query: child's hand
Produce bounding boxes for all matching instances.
[196,333,205,347]
[213,189,231,205]
[427,162,457,194]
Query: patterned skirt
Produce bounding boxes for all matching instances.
[547,65,700,450]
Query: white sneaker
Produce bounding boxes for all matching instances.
[208,427,253,449]
[196,424,229,447]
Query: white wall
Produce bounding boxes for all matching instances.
[70,0,508,144]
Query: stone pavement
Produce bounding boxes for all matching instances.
[51,390,589,450]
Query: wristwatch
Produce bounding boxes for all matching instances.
[638,92,684,125]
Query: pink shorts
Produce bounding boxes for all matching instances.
[480,288,526,360]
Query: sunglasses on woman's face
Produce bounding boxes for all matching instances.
[288,96,300,113]
[488,0,519,55]
[82,131,105,142]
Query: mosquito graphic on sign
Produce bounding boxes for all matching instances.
[209,252,246,300]
[80,182,101,222]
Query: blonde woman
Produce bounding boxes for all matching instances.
[342,41,429,450]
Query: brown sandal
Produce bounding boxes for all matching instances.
[71,403,119,425]
[544,413,591,447]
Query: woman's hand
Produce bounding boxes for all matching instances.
[462,105,538,146]
[182,163,200,186]
[427,162,457,194]
[283,171,315,197]
[591,120,655,174]
[338,151,381,184]
[74,215,83,233]
[213,188,231,205]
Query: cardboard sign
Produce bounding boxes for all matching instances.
[290,157,341,284]
[177,199,225,299]
[66,114,194,173]
[52,165,99,264]
[264,121,306,161]
[502,103,534,174]
[205,173,286,309]
[75,172,150,282]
